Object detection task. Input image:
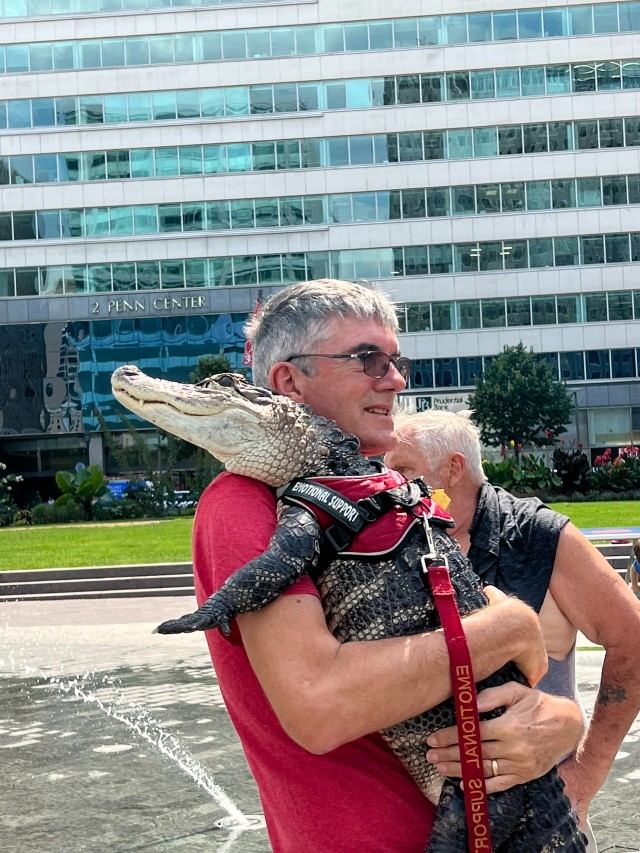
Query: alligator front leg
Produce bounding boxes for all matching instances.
[155,503,322,635]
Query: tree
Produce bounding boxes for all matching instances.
[189,352,244,383]
[55,464,109,520]
[468,343,573,462]
[0,461,22,526]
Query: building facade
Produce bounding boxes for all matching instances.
[1,0,639,497]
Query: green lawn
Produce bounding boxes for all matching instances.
[0,501,637,572]
[0,518,193,571]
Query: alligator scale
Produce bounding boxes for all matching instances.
[111,365,586,853]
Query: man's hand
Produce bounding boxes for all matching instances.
[425,682,584,794]
[557,750,607,830]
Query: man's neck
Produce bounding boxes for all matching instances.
[445,482,482,555]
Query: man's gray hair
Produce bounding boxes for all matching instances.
[395,409,488,487]
[246,279,400,388]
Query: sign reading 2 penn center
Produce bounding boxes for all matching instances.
[90,293,208,316]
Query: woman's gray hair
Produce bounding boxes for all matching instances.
[394,409,487,487]
[246,279,400,388]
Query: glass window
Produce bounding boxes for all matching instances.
[629,175,640,204]
[486,12,516,41]
[473,126,498,156]
[176,90,200,119]
[432,302,454,331]
[104,94,127,123]
[343,22,369,51]
[160,260,185,289]
[625,117,640,145]
[406,303,431,333]
[221,31,246,60]
[281,139,305,168]
[421,73,444,102]
[459,356,484,385]
[125,37,149,66]
[275,83,299,112]
[280,197,303,226]
[133,206,157,234]
[329,194,352,223]
[136,261,160,290]
[250,86,274,114]
[441,14,467,44]
[581,236,605,265]
[129,149,153,178]
[349,135,374,165]
[446,72,470,100]
[557,296,580,323]
[152,91,176,120]
[15,267,40,296]
[496,68,520,98]
[447,129,472,158]
[128,93,151,122]
[327,137,349,166]
[398,133,423,161]
[393,18,418,47]
[52,42,74,70]
[429,244,453,274]
[174,34,195,63]
[476,184,500,214]
[554,236,579,266]
[523,123,548,153]
[468,13,492,42]
[507,296,531,327]
[577,177,602,206]
[479,242,503,271]
[271,28,295,57]
[112,262,135,292]
[304,195,326,224]
[573,62,596,92]
[34,154,58,183]
[597,60,622,90]
[11,155,34,184]
[611,349,635,378]
[88,264,113,292]
[452,186,475,214]
[546,65,571,93]
[426,187,450,217]
[532,296,556,325]
[575,120,599,149]
[560,351,584,380]
[396,75,421,105]
[585,350,611,380]
[549,121,572,151]
[225,88,249,116]
[29,42,53,71]
[503,240,528,269]
[424,130,445,159]
[551,179,576,209]
[102,39,125,67]
[403,245,428,275]
[37,210,61,239]
[608,291,633,320]
[606,234,630,263]
[600,118,624,148]
[182,203,205,232]
[158,203,182,233]
[326,82,347,110]
[412,359,434,388]
[498,126,523,155]
[602,176,628,205]
[470,70,495,100]
[6,44,29,72]
[417,16,442,46]
[521,66,546,95]
[401,189,425,219]
[622,61,640,89]
[593,4,619,32]
[543,8,567,36]
[369,21,393,50]
[518,9,542,38]
[457,300,481,329]
[455,244,479,273]
[501,182,525,211]
[8,100,31,128]
[482,299,506,327]
[205,201,229,231]
[434,358,459,388]
[569,6,593,34]
[528,237,553,267]
[154,147,177,176]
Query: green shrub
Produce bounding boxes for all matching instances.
[93,499,145,521]
[12,509,33,526]
[32,502,87,525]
[483,454,561,495]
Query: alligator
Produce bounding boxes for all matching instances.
[111,365,586,853]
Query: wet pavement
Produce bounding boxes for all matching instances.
[0,596,638,853]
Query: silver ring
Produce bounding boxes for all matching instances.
[491,759,499,778]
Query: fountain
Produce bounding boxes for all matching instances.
[0,598,269,852]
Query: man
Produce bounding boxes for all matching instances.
[386,409,640,852]
[193,280,584,851]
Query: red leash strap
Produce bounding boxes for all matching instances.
[421,547,493,853]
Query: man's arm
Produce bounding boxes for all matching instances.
[238,586,547,754]
[549,522,640,825]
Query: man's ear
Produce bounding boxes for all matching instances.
[269,362,306,402]
[448,452,466,485]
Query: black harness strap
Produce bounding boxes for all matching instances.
[280,478,429,555]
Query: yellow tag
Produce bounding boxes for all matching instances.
[431,489,451,511]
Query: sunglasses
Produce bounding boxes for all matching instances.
[286,350,411,381]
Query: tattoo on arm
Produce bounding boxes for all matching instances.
[597,683,626,706]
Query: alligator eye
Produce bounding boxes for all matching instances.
[216,374,235,388]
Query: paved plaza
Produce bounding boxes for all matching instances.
[1,596,638,853]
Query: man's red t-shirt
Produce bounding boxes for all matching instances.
[193,471,435,852]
